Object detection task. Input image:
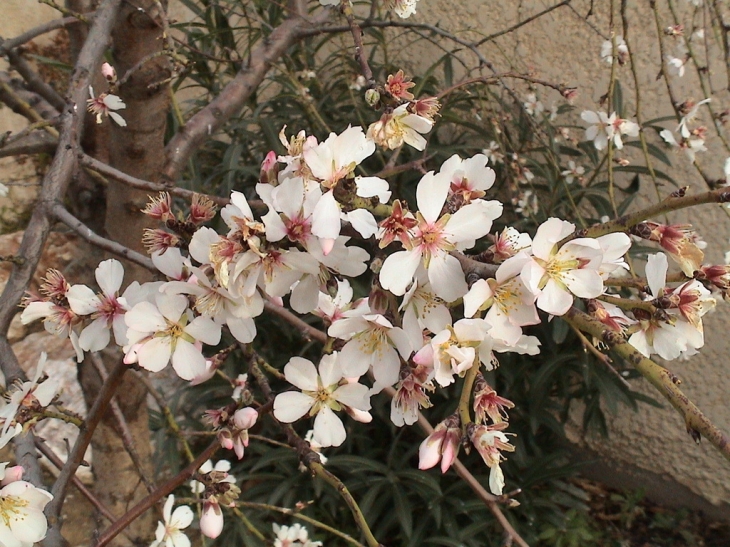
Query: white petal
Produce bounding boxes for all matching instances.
[189,227,220,265]
[646,253,668,297]
[78,317,111,352]
[66,284,99,315]
[536,278,573,315]
[226,317,256,343]
[355,176,391,202]
[312,406,346,447]
[184,317,221,345]
[428,253,468,302]
[532,218,575,260]
[172,340,207,380]
[284,357,319,391]
[96,259,124,296]
[318,353,342,387]
[561,269,604,298]
[463,279,492,318]
[380,249,422,296]
[416,171,449,223]
[344,209,378,239]
[446,200,503,247]
[157,293,188,322]
[311,190,342,242]
[170,505,194,529]
[125,301,166,333]
[138,337,172,372]
[273,391,314,422]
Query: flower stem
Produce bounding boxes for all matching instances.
[458,360,481,428]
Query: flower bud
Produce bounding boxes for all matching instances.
[101,62,117,83]
[418,413,461,473]
[200,501,224,539]
[0,465,23,486]
[232,407,258,430]
[365,88,380,107]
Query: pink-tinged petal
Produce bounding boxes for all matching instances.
[318,353,343,387]
[189,227,220,265]
[428,253,468,302]
[333,383,371,410]
[596,233,631,262]
[67,284,99,315]
[233,407,258,430]
[79,317,111,352]
[312,406,346,447]
[172,339,207,380]
[273,391,314,422]
[646,253,668,297]
[200,503,224,539]
[185,316,221,345]
[284,357,319,391]
[418,436,443,470]
[319,238,335,255]
[137,337,172,372]
[463,279,492,318]
[157,293,188,322]
[380,249,422,296]
[125,301,166,333]
[312,190,341,242]
[536,278,573,316]
[446,200,503,247]
[532,218,575,260]
[416,171,449,223]
[227,317,256,343]
[355,176,391,202]
[96,259,124,296]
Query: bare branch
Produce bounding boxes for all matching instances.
[162,8,333,181]
[0,16,84,54]
[0,131,57,158]
[52,203,155,270]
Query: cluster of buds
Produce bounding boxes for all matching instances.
[142,192,218,254]
[204,403,258,460]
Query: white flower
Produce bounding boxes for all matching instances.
[150,495,194,547]
[87,86,126,126]
[523,93,544,116]
[561,161,585,184]
[123,293,221,380]
[677,98,711,138]
[666,45,689,77]
[581,110,614,150]
[482,141,504,165]
[390,0,419,18]
[512,218,604,316]
[441,154,496,203]
[660,129,707,163]
[379,164,503,302]
[367,103,433,151]
[400,272,452,350]
[0,480,53,547]
[600,36,629,64]
[328,307,413,390]
[303,126,375,188]
[66,259,131,352]
[273,354,371,447]
[273,523,322,547]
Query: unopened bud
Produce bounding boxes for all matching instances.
[101,62,117,83]
[365,88,380,107]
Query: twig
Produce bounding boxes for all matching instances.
[341,2,373,85]
[565,307,730,460]
[474,0,573,46]
[93,441,220,547]
[263,301,328,344]
[567,322,631,389]
[6,49,65,111]
[0,16,85,54]
[52,203,155,270]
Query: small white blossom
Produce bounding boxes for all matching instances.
[150,495,194,547]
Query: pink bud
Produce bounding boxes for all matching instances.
[101,62,117,82]
[418,433,443,470]
[200,501,224,538]
[1,465,23,486]
[232,407,258,430]
[320,238,335,256]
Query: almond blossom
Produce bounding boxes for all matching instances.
[418,413,461,473]
[273,523,322,547]
[379,165,503,302]
[124,293,222,380]
[87,86,126,126]
[66,259,132,352]
[328,311,412,390]
[273,354,371,447]
[0,479,53,547]
[581,110,639,150]
[150,495,194,547]
[469,422,515,495]
[367,103,433,151]
[391,360,434,426]
[600,35,629,64]
[512,218,604,316]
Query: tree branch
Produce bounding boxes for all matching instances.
[0,16,84,55]
[161,8,333,181]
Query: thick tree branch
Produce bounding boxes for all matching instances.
[162,8,332,181]
[564,307,730,460]
[0,131,57,157]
